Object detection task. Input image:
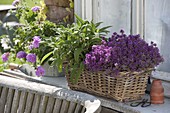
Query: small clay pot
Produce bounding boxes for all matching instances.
[150,79,164,104]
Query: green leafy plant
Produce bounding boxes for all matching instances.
[13,20,58,60]
[0,0,58,76]
[42,14,110,83]
[0,0,110,79]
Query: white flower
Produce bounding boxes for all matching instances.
[1,38,10,50]
[14,39,20,45]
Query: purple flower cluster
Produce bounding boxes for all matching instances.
[32,36,41,48]
[2,52,10,62]
[15,37,45,76]
[29,36,41,49]
[16,51,45,76]
[84,45,113,71]
[35,66,45,76]
[12,0,19,6]
[85,30,164,73]
[26,53,36,63]
[17,51,27,58]
[31,6,40,12]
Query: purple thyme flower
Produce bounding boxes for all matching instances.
[31,6,41,12]
[120,29,124,34]
[84,45,112,71]
[32,36,41,48]
[85,30,164,74]
[35,66,45,76]
[2,52,10,62]
[17,51,27,58]
[12,0,19,6]
[26,53,36,63]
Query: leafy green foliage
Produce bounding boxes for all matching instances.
[0,0,110,81]
[1,1,59,67]
[42,14,110,83]
[13,20,58,63]
[15,1,47,24]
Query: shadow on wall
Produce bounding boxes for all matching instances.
[159,18,170,72]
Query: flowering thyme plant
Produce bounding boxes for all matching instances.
[85,30,164,76]
[0,0,54,76]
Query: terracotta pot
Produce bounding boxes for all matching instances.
[150,79,164,104]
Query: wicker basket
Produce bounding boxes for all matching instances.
[66,69,152,102]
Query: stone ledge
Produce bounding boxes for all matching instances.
[151,71,170,82]
[101,107,121,113]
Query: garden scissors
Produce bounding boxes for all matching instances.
[130,99,151,107]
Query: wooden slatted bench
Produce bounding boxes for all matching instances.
[0,75,101,113]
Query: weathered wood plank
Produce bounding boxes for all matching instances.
[60,100,69,113]
[68,102,77,113]
[53,98,62,113]
[45,97,55,113]
[0,76,101,113]
[25,92,34,113]
[81,107,86,113]
[38,95,48,113]
[31,94,41,113]
[18,91,28,113]
[74,104,83,113]
[0,75,61,95]
[0,87,8,113]
[5,88,15,113]
[11,90,21,113]
[0,86,2,97]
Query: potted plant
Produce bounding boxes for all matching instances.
[41,14,110,81]
[0,0,110,77]
[64,30,164,102]
[0,0,60,76]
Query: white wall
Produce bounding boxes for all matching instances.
[95,0,131,35]
[145,0,170,72]
[75,0,132,36]
[75,0,169,72]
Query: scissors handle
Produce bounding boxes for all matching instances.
[141,101,151,107]
[130,99,151,107]
[130,102,141,107]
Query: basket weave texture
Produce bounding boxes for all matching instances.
[66,69,152,102]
